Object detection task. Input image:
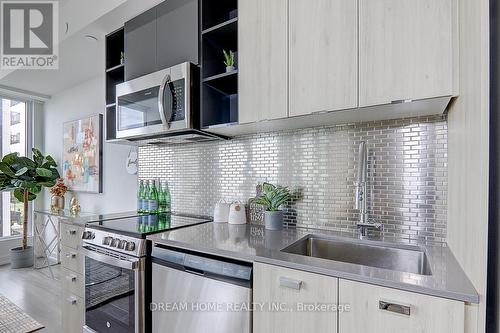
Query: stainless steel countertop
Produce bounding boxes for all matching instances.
[147,222,479,303]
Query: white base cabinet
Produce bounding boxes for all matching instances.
[339,279,464,333]
[60,223,85,333]
[253,263,466,333]
[253,262,338,333]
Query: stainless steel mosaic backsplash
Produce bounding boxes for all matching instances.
[138,115,448,243]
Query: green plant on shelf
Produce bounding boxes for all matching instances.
[255,182,291,212]
[223,49,235,70]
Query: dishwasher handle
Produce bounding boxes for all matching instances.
[152,245,252,286]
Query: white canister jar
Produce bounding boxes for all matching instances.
[228,201,247,225]
[213,200,230,223]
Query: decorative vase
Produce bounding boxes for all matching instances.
[264,211,284,230]
[226,65,235,72]
[10,246,34,269]
[51,195,65,212]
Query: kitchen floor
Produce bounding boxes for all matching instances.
[0,264,62,333]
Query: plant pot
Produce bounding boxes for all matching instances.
[10,246,34,269]
[51,195,65,212]
[226,66,235,73]
[264,211,284,230]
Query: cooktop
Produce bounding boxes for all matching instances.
[86,213,211,238]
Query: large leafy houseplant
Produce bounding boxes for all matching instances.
[256,182,290,230]
[0,149,59,264]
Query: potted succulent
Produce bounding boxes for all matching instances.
[0,149,59,268]
[223,49,236,72]
[256,182,291,230]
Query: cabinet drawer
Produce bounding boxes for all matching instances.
[339,279,464,333]
[60,223,83,250]
[253,262,338,333]
[62,289,84,333]
[61,245,83,275]
[62,267,84,298]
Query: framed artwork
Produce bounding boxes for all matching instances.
[62,114,103,193]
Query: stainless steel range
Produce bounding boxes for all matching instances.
[81,213,211,333]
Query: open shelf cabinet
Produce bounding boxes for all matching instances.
[201,0,238,128]
[105,27,124,141]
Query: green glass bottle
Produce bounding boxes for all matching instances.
[158,181,166,214]
[137,180,145,213]
[148,179,159,214]
[143,180,151,214]
[164,181,171,213]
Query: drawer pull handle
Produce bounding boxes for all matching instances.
[379,300,411,316]
[279,276,302,290]
[66,275,77,282]
[391,99,413,104]
[67,297,77,305]
[67,230,77,235]
[66,253,77,259]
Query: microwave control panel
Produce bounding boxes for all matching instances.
[169,78,185,122]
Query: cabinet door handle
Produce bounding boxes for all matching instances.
[67,230,77,235]
[379,300,411,316]
[279,276,302,290]
[66,252,77,259]
[67,297,77,305]
[391,99,413,104]
[66,274,77,282]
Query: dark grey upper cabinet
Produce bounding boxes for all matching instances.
[124,0,199,81]
[156,0,198,70]
[124,7,157,80]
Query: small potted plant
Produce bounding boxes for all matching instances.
[223,49,236,72]
[256,182,291,230]
[50,178,68,212]
[0,149,59,268]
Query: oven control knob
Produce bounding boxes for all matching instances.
[111,238,121,248]
[102,237,112,246]
[118,240,127,249]
[125,242,136,251]
[82,231,95,240]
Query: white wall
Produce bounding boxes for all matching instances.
[42,76,137,214]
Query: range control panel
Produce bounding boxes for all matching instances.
[82,229,146,257]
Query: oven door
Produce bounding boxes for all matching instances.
[82,246,145,333]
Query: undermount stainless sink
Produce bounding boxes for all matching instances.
[281,235,432,276]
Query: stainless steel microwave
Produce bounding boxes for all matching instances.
[115,62,200,140]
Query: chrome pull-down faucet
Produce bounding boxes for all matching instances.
[355,142,382,237]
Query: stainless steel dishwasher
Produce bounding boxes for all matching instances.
[150,245,252,333]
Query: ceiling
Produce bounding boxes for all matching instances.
[0,0,163,97]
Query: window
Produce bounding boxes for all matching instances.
[10,112,20,125]
[0,98,29,238]
[10,132,20,145]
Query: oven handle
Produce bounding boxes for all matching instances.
[158,73,172,128]
[81,247,140,271]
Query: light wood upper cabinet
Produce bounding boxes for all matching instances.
[238,0,288,124]
[359,0,455,107]
[289,0,358,116]
[339,279,465,333]
[253,262,338,333]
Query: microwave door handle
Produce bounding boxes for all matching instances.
[158,74,172,128]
